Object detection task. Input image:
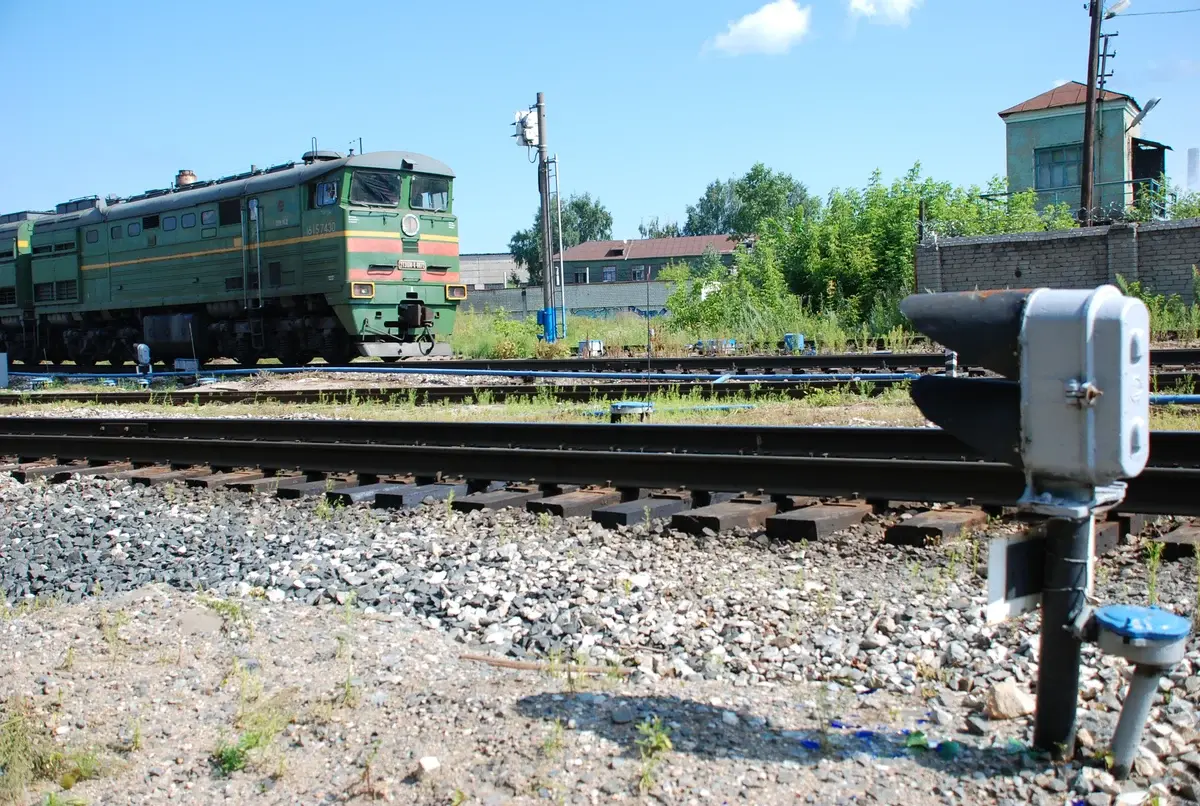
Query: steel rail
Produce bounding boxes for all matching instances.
[1,417,1198,467]
[0,433,1194,516]
[4,372,1196,408]
[11,346,1200,376]
[0,378,910,407]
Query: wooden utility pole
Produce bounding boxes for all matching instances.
[1080,0,1103,225]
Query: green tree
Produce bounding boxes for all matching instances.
[509,192,613,284]
[730,162,816,237]
[683,179,740,236]
[1173,190,1200,220]
[772,163,1075,321]
[683,164,818,238]
[638,217,682,239]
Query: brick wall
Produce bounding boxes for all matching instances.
[915,218,1200,301]
[463,281,672,319]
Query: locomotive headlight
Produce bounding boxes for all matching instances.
[445,284,467,300]
[401,214,420,237]
[351,282,375,299]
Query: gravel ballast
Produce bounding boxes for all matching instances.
[2,473,1199,804]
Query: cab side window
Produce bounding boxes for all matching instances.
[312,181,339,208]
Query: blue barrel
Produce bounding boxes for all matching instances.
[783,333,805,353]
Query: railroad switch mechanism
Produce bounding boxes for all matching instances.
[901,284,1183,774]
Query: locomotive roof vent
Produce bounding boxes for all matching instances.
[54,196,101,215]
[175,169,197,188]
[0,210,53,224]
[302,150,343,164]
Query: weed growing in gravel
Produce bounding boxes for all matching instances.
[42,793,88,806]
[57,749,103,790]
[946,544,963,578]
[1145,540,1166,605]
[211,688,296,777]
[198,596,253,638]
[0,698,104,804]
[210,735,251,776]
[635,716,672,794]
[0,697,45,804]
[541,719,564,758]
[57,646,75,672]
[450,790,468,806]
[120,717,143,754]
[97,609,130,659]
[2,593,63,621]
[544,649,564,681]
[340,592,359,628]
[1194,551,1200,629]
[346,740,382,800]
[537,511,553,531]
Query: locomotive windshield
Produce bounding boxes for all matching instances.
[348,171,401,206]
[409,175,450,212]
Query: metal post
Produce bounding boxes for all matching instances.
[536,92,555,342]
[1110,666,1161,777]
[1080,0,1103,224]
[1033,512,1093,758]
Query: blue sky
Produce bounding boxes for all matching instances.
[1,0,1196,253]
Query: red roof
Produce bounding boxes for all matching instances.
[558,234,740,263]
[998,81,1138,118]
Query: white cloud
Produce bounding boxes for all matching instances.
[707,0,813,56]
[848,0,922,25]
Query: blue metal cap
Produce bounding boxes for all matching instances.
[1095,604,1192,642]
[610,401,653,412]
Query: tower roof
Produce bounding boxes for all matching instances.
[999,81,1139,118]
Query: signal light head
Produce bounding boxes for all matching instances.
[900,285,1152,494]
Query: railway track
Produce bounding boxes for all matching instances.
[4,371,1197,408]
[1,418,1197,517]
[9,346,1200,376]
[0,378,913,407]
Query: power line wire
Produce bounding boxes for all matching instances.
[1120,7,1200,15]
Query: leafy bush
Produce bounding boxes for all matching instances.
[1115,272,1200,341]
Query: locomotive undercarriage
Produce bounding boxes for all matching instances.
[0,294,368,367]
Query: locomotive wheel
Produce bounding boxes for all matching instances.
[45,343,67,365]
[232,338,258,367]
[275,342,302,367]
[381,356,401,364]
[318,331,353,366]
[108,346,126,368]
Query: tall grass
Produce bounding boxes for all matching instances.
[450,306,906,358]
[452,309,689,358]
[1115,271,1200,342]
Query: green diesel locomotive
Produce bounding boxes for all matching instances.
[0,149,466,367]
